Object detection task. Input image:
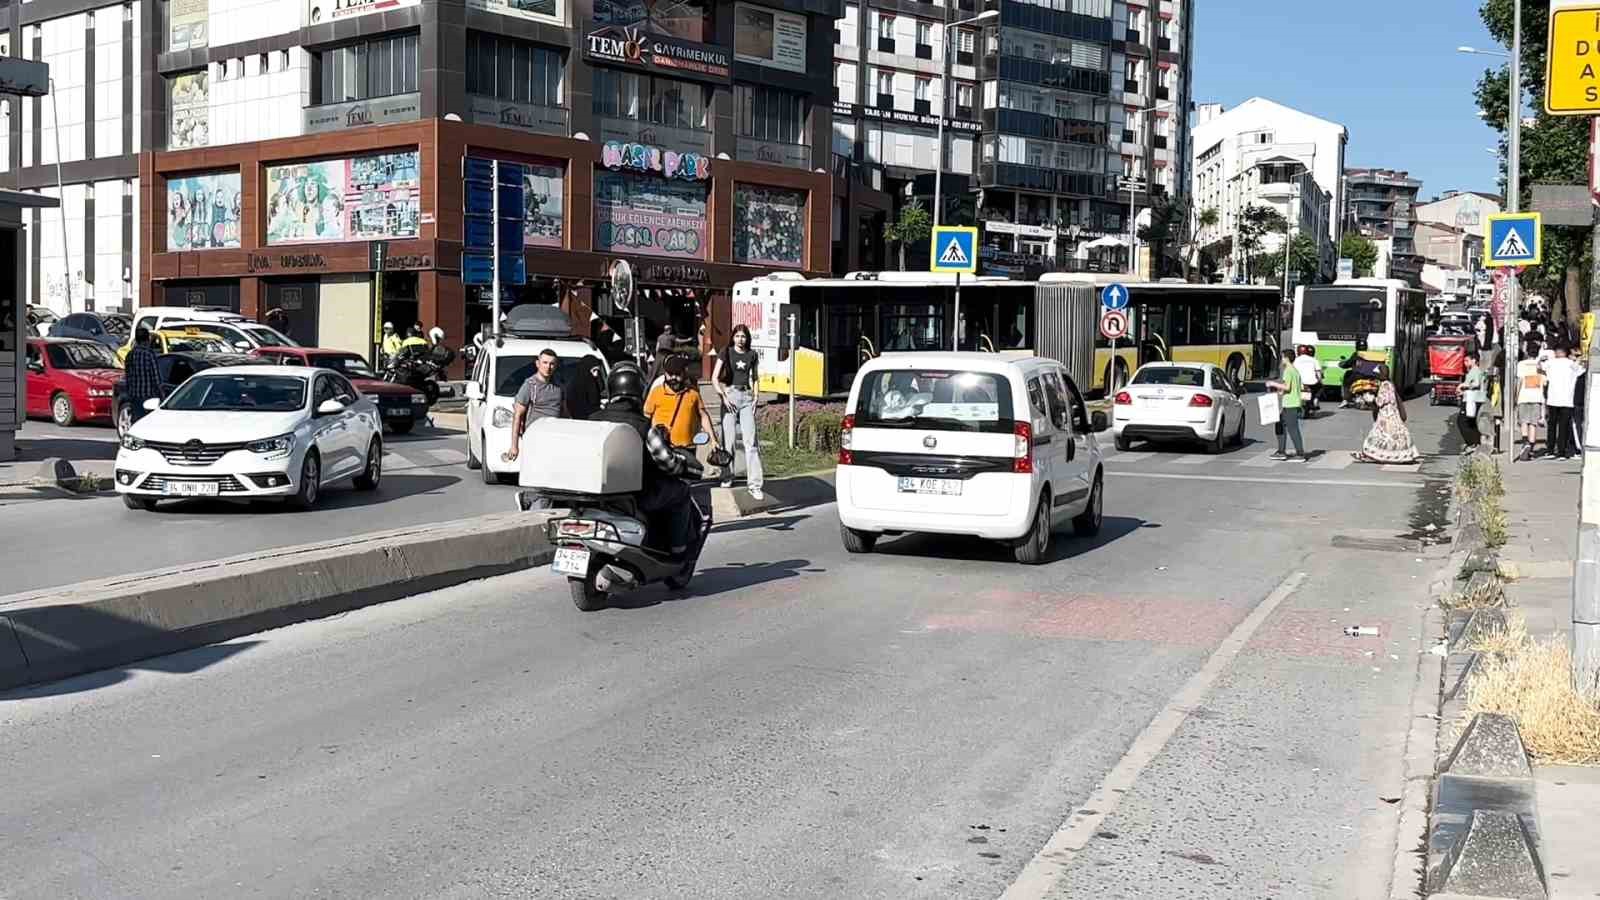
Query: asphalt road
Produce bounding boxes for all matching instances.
[0,398,1459,898]
[0,417,510,595]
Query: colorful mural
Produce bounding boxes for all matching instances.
[264,150,421,245]
[167,171,243,251]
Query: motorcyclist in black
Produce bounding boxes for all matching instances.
[586,362,696,556]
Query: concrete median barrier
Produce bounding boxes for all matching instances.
[0,511,556,691]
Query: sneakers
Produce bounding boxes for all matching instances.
[1269,452,1289,461]
[749,487,765,501]
[720,479,734,489]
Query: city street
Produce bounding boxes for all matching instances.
[0,417,511,595]
[0,398,1458,898]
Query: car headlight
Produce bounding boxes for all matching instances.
[411,393,428,405]
[87,388,113,398]
[491,407,512,428]
[120,434,144,451]
[246,434,295,454]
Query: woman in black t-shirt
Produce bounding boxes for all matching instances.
[712,324,765,498]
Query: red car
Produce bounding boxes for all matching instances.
[255,346,429,433]
[24,337,122,426]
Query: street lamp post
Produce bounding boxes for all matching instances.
[932,9,997,229]
[1122,102,1175,277]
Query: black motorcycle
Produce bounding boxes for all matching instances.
[383,347,444,406]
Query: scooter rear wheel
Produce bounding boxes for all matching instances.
[569,575,608,612]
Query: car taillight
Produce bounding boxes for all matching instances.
[1189,393,1214,407]
[1114,391,1132,405]
[838,414,854,465]
[1013,421,1033,474]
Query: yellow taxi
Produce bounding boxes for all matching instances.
[116,326,232,364]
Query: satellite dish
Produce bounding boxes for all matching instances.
[609,259,634,314]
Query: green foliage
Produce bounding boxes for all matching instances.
[884,201,932,272]
[1236,205,1288,281]
[1257,233,1321,286]
[1339,233,1379,277]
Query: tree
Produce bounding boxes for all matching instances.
[883,200,932,272]
[1181,206,1220,282]
[1258,233,1320,287]
[1236,204,1287,282]
[1339,233,1379,277]
[1138,194,1186,278]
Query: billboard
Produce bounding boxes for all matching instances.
[466,0,561,24]
[169,71,209,149]
[305,0,421,26]
[733,184,806,268]
[587,0,730,82]
[594,170,707,260]
[167,171,242,251]
[523,160,565,249]
[265,150,421,245]
[169,0,208,51]
[733,4,806,73]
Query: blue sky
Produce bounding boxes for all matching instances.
[1192,1,1502,201]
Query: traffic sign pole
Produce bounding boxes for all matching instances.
[953,272,961,351]
[491,159,501,339]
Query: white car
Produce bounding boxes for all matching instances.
[466,334,608,486]
[129,307,297,353]
[114,365,383,511]
[836,352,1107,565]
[1111,362,1247,453]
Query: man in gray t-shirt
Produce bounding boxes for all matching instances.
[504,348,563,462]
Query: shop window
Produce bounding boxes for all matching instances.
[465,32,564,107]
[316,31,419,104]
[733,84,807,145]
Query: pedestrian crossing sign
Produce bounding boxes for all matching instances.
[930,226,979,274]
[1484,212,1542,268]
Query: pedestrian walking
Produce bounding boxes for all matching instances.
[1356,369,1419,464]
[124,327,162,425]
[1265,348,1309,461]
[1515,340,1546,459]
[504,348,566,509]
[712,324,765,499]
[647,325,676,386]
[645,355,722,453]
[1541,345,1584,460]
[1292,345,1322,416]
[563,355,604,422]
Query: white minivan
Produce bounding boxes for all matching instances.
[836,352,1107,564]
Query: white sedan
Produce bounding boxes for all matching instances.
[1111,362,1248,453]
[115,365,383,511]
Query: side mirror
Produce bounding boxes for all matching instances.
[25,361,43,373]
[1091,411,1110,432]
[693,431,711,446]
[316,399,346,416]
[234,341,253,352]
[464,382,483,401]
[142,397,161,412]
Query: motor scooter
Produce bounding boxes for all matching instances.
[541,431,714,611]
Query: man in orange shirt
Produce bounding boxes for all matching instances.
[645,355,722,451]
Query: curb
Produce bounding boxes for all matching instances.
[0,457,113,494]
[0,511,556,691]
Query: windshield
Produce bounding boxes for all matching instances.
[1301,288,1387,340]
[246,325,297,347]
[164,373,307,412]
[1131,366,1207,387]
[46,342,120,370]
[102,315,131,337]
[309,354,377,379]
[854,370,1014,433]
[165,334,230,354]
[494,354,603,397]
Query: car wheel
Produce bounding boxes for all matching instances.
[466,431,483,470]
[569,575,608,612]
[841,524,878,554]
[481,433,499,484]
[388,419,415,435]
[353,438,382,491]
[1115,435,1133,452]
[289,451,321,510]
[50,392,76,427]
[116,403,133,438]
[422,381,440,406]
[1073,475,1103,537]
[1234,411,1247,446]
[122,494,157,511]
[1207,427,1226,454]
[1012,492,1052,565]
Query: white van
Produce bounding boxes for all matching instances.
[129,307,296,352]
[836,352,1107,564]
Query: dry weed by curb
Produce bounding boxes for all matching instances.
[1466,637,1600,765]
[1443,576,1507,611]
[1467,611,1528,656]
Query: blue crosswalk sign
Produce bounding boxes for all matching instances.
[929,226,978,274]
[1484,212,1542,268]
[1101,282,1130,310]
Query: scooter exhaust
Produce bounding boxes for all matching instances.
[594,563,636,593]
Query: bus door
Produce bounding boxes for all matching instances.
[1137,301,1170,364]
[827,302,870,393]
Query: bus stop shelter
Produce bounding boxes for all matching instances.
[1,189,61,462]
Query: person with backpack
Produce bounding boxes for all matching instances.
[712,324,765,499]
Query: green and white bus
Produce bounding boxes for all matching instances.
[1292,278,1428,400]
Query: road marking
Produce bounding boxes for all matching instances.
[1107,471,1415,489]
[1171,453,1212,465]
[1238,450,1282,468]
[998,571,1308,900]
[1308,452,1356,470]
[1103,451,1155,464]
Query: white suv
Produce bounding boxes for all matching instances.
[836,352,1107,564]
[129,307,296,352]
[465,334,609,485]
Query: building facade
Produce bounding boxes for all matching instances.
[829,0,1192,276]
[1188,97,1346,284]
[1343,166,1423,286]
[71,0,838,370]
[1414,189,1502,234]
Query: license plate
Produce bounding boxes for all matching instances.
[897,476,963,496]
[164,480,219,497]
[384,407,411,418]
[551,546,591,576]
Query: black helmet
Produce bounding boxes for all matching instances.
[607,364,645,405]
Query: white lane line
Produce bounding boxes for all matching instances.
[1238,450,1283,468]
[998,571,1309,900]
[1171,454,1212,465]
[1102,451,1154,464]
[1107,470,1415,489]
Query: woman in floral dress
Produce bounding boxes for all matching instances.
[1356,378,1420,464]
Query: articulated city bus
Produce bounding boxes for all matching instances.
[1293,279,1429,399]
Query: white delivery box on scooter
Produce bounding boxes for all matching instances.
[519,418,643,494]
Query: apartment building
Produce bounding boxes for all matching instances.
[1189,97,1346,284]
[12,0,839,369]
[830,0,1192,275]
[1344,166,1423,286]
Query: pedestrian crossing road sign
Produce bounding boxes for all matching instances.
[930,226,978,274]
[1484,212,1542,268]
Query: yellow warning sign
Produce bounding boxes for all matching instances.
[1548,5,1600,115]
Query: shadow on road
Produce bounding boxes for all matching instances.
[712,514,810,535]
[874,515,1153,564]
[1,640,263,701]
[608,557,820,609]
[14,435,119,461]
[130,473,459,515]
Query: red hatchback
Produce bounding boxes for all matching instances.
[24,337,122,426]
[256,346,429,433]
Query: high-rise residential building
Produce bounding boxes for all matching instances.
[1344,166,1423,286]
[831,0,1193,276]
[1189,97,1347,284]
[10,0,841,372]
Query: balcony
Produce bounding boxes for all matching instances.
[956,49,974,66]
[915,42,933,60]
[1124,78,1140,94]
[877,36,896,53]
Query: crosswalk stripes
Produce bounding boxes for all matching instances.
[1105,451,1155,464]
[1238,450,1283,468]
[1171,453,1213,465]
[1308,452,1355,470]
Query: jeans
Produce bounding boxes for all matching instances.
[1549,406,1576,458]
[1275,406,1305,456]
[720,388,764,491]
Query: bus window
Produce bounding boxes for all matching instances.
[1221,306,1252,344]
[1001,301,1029,349]
[1191,305,1219,345]
[1141,303,1168,343]
[1170,305,1191,345]
[881,304,943,351]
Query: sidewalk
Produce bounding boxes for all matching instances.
[1495,453,1600,897]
